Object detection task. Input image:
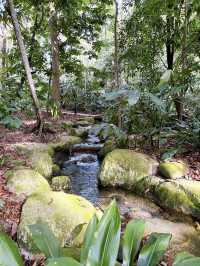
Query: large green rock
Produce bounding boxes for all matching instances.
[18,192,101,250]
[51,176,71,191]
[153,179,199,216]
[50,135,81,151]
[6,169,51,197]
[123,176,200,218]
[12,142,54,156]
[29,152,53,179]
[98,139,117,159]
[100,149,158,188]
[159,161,188,179]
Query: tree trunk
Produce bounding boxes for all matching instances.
[50,11,61,116]
[114,0,120,90]
[7,0,43,130]
[1,24,7,90]
[166,13,184,121]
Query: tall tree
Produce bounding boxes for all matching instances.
[50,7,61,115]
[114,0,120,89]
[7,0,43,131]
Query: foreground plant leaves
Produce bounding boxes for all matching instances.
[29,222,61,258]
[137,233,171,266]
[86,200,121,266]
[0,232,24,266]
[123,219,145,266]
[80,214,98,264]
[173,252,200,266]
[46,257,82,266]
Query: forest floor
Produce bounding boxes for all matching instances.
[0,111,200,265]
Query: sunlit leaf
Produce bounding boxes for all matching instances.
[46,257,82,266]
[159,70,172,86]
[86,200,121,266]
[29,222,61,258]
[123,219,145,266]
[80,215,98,263]
[137,233,171,266]
[173,252,200,266]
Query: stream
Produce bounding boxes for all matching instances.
[62,134,102,204]
[59,130,200,257]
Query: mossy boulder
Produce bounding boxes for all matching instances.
[18,192,101,250]
[52,164,61,176]
[70,127,89,139]
[120,175,200,218]
[51,176,71,191]
[98,139,116,159]
[159,161,188,179]
[6,169,51,197]
[13,142,54,157]
[61,121,75,129]
[100,149,158,188]
[29,152,53,179]
[50,136,81,152]
[153,180,199,216]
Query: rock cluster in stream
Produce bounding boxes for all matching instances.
[6,127,101,252]
[100,149,200,219]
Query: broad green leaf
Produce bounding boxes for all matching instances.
[127,90,140,106]
[86,200,121,266]
[159,70,172,86]
[173,252,200,266]
[137,233,171,266]
[161,148,179,161]
[29,222,61,258]
[123,219,145,266]
[105,90,126,101]
[147,93,166,112]
[61,247,81,261]
[46,257,82,266]
[0,232,24,266]
[80,215,98,263]
[65,223,86,246]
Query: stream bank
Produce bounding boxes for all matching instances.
[55,129,200,257]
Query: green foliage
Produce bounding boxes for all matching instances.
[29,222,61,258]
[123,219,145,266]
[0,232,24,266]
[86,201,121,266]
[46,257,82,266]
[1,201,200,265]
[137,233,171,266]
[173,252,200,266]
[80,215,98,264]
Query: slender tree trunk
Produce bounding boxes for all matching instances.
[7,0,43,130]
[50,11,61,115]
[1,24,7,90]
[114,0,120,90]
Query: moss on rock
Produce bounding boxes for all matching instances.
[50,136,81,152]
[159,161,188,179]
[6,169,51,197]
[98,139,116,159]
[100,149,158,188]
[29,152,53,179]
[52,164,61,176]
[18,192,101,250]
[51,176,71,191]
[13,143,54,157]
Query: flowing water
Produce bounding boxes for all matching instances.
[62,133,102,204]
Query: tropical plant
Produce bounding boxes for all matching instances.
[1,201,200,266]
